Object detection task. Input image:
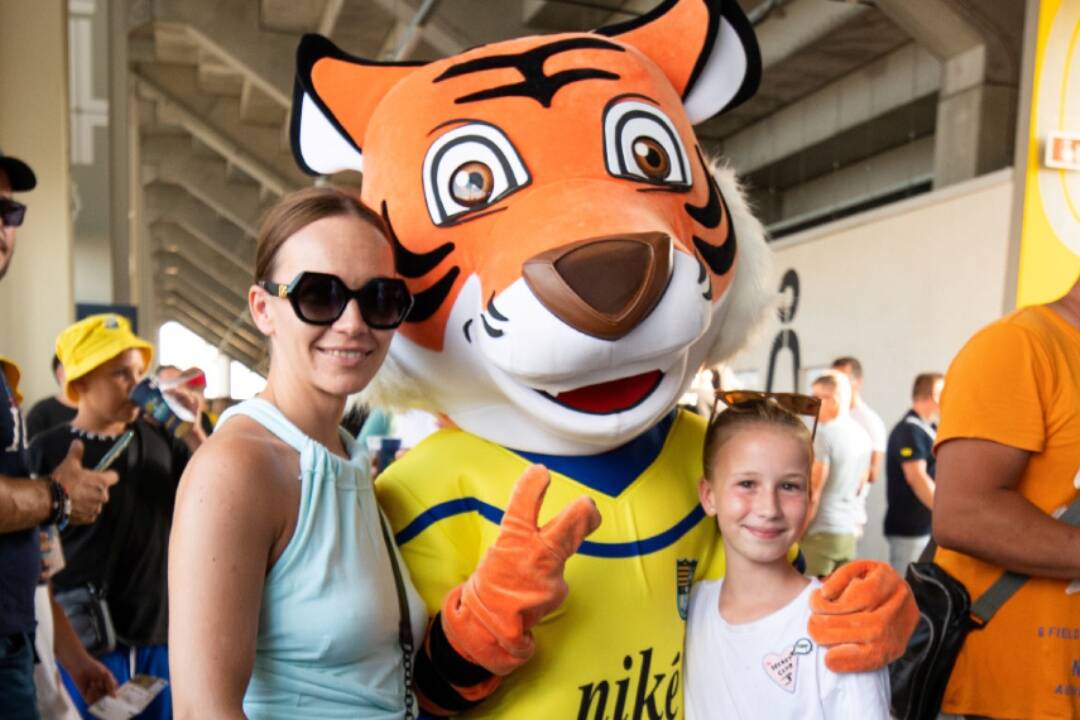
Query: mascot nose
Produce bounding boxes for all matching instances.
[522,232,672,341]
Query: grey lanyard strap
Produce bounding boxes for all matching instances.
[969,493,1080,625]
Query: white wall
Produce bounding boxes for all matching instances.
[729,168,1016,562]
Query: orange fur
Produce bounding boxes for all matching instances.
[440,466,601,674]
[301,31,737,352]
[807,559,920,672]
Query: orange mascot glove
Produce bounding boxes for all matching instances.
[440,464,602,675]
[808,559,919,673]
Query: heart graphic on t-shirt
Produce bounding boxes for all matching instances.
[762,647,797,693]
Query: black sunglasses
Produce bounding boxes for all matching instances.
[0,198,26,228]
[259,272,414,329]
[711,389,823,440]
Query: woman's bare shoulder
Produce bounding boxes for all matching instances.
[181,415,298,497]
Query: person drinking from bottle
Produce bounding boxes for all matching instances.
[28,314,204,720]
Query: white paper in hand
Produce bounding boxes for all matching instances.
[88,675,167,720]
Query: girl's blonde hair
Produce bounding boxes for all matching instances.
[702,399,814,481]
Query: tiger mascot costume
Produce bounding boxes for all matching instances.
[289,0,917,716]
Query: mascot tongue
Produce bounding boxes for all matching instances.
[543,370,662,414]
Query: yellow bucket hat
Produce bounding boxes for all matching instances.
[56,314,154,403]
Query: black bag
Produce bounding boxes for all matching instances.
[891,496,1080,720]
[54,582,117,657]
[889,561,984,720]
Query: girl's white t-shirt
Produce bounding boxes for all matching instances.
[684,578,890,719]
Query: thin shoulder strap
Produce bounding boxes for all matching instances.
[969,494,1080,624]
[377,509,416,720]
[217,398,308,453]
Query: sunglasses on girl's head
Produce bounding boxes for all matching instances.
[0,198,26,228]
[259,271,414,329]
[711,389,823,440]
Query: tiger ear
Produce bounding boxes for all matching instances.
[596,0,760,124]
[291,34,424,176]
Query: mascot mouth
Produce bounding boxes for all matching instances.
[538,370,663,415]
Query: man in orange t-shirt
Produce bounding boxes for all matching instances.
[933,273,1080,719]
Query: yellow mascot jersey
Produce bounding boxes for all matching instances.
[377,409,725,720]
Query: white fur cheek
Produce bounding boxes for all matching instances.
[703,161,776,367]
[359,162,772,455]
[478,251,710,387]
[359,276,493,415]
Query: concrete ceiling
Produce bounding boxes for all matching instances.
[128,0,931,365]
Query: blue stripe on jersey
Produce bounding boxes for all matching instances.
[514,410,677,497]
[395,498,706,558]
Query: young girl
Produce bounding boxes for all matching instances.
[684,394,890,719]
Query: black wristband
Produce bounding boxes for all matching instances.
[48,477,71,530]
[428,611,495,687]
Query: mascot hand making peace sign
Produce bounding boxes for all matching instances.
[290,0,918,716]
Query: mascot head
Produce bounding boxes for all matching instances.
[291,0,775,455]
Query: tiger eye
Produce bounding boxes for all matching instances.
[632,137,670,180]
[449,162,494,207]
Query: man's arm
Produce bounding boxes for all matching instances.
[866,450,884,484]
[900,460,934,509]
[933,438,1080,578]
[1,440,118,533]
[51,586,118,704]
[806,460,829,528]
[0,474,51,532]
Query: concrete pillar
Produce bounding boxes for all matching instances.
[933,46,1020,188]
[109,0,132,303]
[877,0,1025,188]
[132,97,160,342]
[0,0,73,406]
[69,0,113,305]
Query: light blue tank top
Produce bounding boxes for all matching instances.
[218,398,427,720]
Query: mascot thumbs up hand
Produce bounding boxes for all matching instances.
[441,465,602,675]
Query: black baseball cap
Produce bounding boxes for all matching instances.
[0,150,36,191]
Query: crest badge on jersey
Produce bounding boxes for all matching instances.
[676,559,697,620]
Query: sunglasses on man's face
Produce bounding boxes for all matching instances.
[711,389,823,440]
[0,198,26,228]
[259,271,414,329]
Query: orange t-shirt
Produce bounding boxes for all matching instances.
[934,305,1080,719]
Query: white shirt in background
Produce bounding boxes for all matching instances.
[849,399,887,453]
[848,399,887,534]
[809,414,872,536]
[684,578,890,720]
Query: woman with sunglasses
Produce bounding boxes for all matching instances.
[168,187,427,720]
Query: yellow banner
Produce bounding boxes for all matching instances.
[1016,0,1080,307]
